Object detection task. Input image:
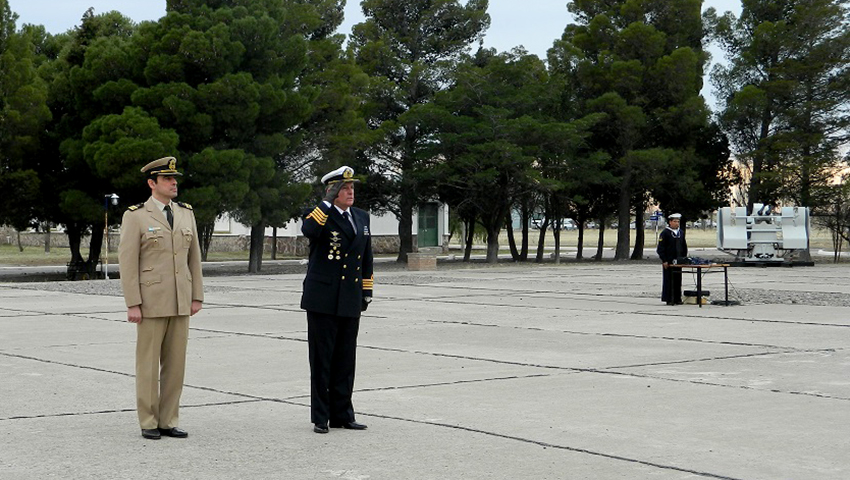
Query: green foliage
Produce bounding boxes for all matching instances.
[82,106,180,194]
[350,0,491,261]
[416,49,580,262]
[0,169,40,230]
[0,2,51,163]
[708,0,850,213]
[0,0,51,232]
[130,0,332,270]
[556,0,729,259]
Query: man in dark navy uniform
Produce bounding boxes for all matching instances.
[656,213,688,305]
[301,166,374,434]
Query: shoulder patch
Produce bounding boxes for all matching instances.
[127,203,144,212]
[176,201,193,210]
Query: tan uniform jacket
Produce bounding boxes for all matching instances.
[118,197,204,317]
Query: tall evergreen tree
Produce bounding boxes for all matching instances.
[0,1,51,242]
[415,49,552,263]
[558,0,730,260]
[349,0,490,262]
[708,0,850,213]
[132,0,333,271]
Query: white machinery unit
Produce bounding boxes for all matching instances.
[716,204,810,262]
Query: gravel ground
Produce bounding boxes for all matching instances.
[5,259,850,307]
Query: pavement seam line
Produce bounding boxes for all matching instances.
[423,318,814,351]
[343,412,748,480]
[0,399,262,422]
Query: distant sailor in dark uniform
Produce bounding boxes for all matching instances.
[118,156,204,440]
[656,213,687,305]
[301,166,374,434]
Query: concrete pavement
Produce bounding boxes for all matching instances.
[1,262,848,479]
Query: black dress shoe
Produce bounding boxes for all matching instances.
[157,427,188,438]
[313,423,329,434]
[329,421,367,430]
[141,429,161,440]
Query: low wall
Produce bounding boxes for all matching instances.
[0,227,404,256]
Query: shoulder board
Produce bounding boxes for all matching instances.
[176,201,193,210]
[127,203,144,212]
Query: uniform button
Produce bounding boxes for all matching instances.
[343,264,347,269]
[357,267,360,270]
[358,255,361,259]
[341,276,346,280]
[355,278,359,283]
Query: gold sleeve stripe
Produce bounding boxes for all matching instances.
[306,213,326,226]
[306,207,328,226]
[362,275,374,289]
[307,207,328,221]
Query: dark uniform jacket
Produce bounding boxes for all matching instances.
[300,202,374,318]
[656,227,688,264]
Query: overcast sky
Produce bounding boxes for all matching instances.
[7,0,742,104]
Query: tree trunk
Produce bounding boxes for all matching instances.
[553,225,561,264]
[615,178,631,260]
[797,142,813,263]
[520,203,530,261]
[534,220,549,263]
[87,220,105,279]
[271,226,278,260]
[248,224,264,273]
[198,220,214,262]
[463,218,474,262]
[749,105,774,214]
[16,230,23,252]
[576,222,585,260]
[397,196,414,263]
[506,216,520,261]
[66,222,84,263]
[594,223,605,261]
[88,220,104,264]
[486,226,500,263]
[631,209,645,260]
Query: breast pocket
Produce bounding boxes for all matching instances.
[181,228,193,249]
[143,232,165,250]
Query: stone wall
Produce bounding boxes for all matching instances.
[0,227,404,255]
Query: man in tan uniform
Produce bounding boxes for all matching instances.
[118,156,204,440]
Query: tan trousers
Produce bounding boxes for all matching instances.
[136,315,189,430]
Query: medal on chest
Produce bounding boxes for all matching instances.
[329,231,342,260]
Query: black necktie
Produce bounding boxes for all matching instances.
[343,211,355,231]
[164,204,174,229]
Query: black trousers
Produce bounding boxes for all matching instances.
[661,265,683,304]
[306,311,360,425]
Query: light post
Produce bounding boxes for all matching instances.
[652,210,662,245]
[103,194,119,279]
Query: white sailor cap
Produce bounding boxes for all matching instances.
[321,166,359,185]
[668,213,682,220]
